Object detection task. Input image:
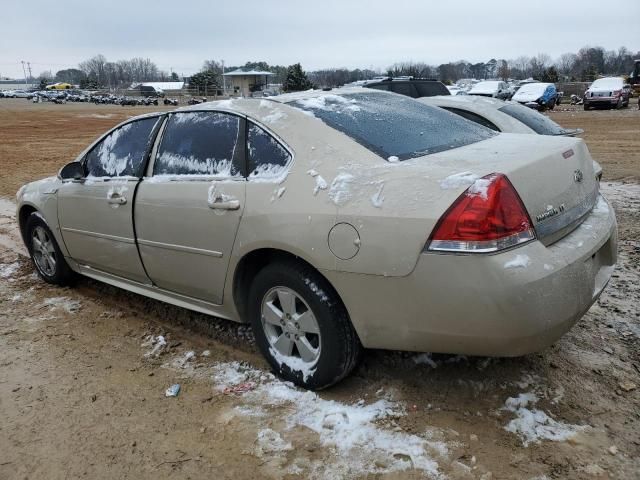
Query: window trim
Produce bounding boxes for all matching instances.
[145,110,247,181]
[441,107,501,132]
[81,113,165,179]
[244,118,295,182]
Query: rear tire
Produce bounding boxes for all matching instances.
[25,213,76,286]
[248,260,362,390]
[583,104,591,111]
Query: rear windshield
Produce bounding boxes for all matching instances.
[498,103,569,135]
[287,92,495,160]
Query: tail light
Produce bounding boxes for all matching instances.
[612,90,621,98]
[427,173,535,253]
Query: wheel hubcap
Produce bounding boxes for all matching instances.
[261,286,321,364]
[31,226,56,276]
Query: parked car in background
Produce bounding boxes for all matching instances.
[583,77,631,110]
[12,90,31,98]
[17,88,616,389]
[417,95,601,180]
[446,85,466,96]
[512,82,558,110]
[467,80,510,99]
[418,95,582,136]
[363,77,450,97]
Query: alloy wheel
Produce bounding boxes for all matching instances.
[261,286,321,364]
[31,226,56,277]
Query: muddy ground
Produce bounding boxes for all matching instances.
[0,98,638,480]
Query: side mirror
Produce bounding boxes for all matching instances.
[59,161,85,180]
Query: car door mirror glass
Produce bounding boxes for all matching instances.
[59,161,85,180]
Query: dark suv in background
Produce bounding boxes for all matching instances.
[363,77,450,98]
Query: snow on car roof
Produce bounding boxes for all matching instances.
[516,83,551,95]
[590,77,623,88]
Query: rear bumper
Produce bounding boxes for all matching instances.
[326,195,617,356]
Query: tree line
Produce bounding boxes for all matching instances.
[36,45,638,91]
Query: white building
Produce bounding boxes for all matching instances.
[222,69,274,97]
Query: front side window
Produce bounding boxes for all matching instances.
[247,122,291,179]
[289,91,495,161]
[85,117,159,177]
[154,112,241,176]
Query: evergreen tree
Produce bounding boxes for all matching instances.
[283,63,313,92]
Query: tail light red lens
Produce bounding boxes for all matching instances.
[427,173,536,253]
[612,90,621,97]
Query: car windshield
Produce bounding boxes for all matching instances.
[498,103,568,135]
[287,91,495,160]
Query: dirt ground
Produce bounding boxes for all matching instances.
[0,98,638,480]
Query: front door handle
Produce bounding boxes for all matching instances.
[208,198,240,210]
[107,192,127,205]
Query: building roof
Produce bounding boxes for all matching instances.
[132,81,185,90]
[223,69,273,77]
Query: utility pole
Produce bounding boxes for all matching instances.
[222,60,226,94]
[21,61,28,86]
[27,62,32,85]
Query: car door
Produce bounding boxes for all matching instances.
[134,111,246,304]
[57,116,162,282]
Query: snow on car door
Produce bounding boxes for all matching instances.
[134,111,245,304]
[57,116,161,282]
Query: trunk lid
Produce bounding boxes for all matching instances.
[431,133,598,245]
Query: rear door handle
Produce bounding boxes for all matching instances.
[208,199,240,210]
[107,192,127,205]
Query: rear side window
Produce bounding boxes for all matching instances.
[154,112,241,176]
[390,82,417,98]
[247,122,291,179]
[365,83,390,92]
[288,91,495,161]
[85,117,159,177]
[442,107,500,131]
[414,82,450,97]
[498,104,568,135]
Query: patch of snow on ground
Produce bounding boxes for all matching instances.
[0,262,20,278]
[503,393,586,446]
[439,172,479,190]
[210,361,446,478]
[142,335,167,358]
[255,428,293,457]
[43,297,81,313]
[504,254,531,269]
[413,353,438,368]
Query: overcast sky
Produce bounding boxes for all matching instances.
[1,0,638,79]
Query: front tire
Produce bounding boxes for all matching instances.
[248,261,362,390]
[25,213,75,286]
